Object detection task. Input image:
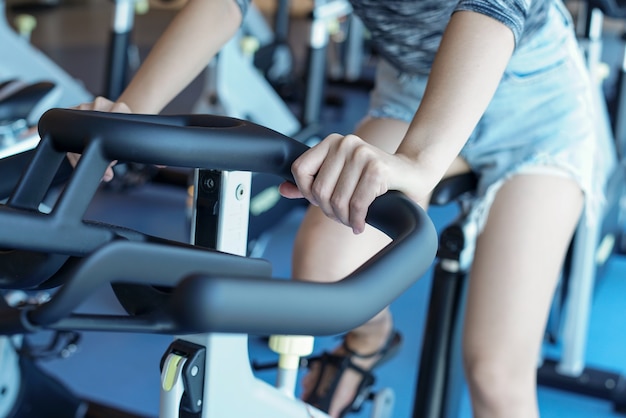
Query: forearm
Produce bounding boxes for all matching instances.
[396,11,515,188]
[119,0,243,113]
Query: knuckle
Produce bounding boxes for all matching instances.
[363,159,387,181]
[349,198,367,218]
[329,194,344,213]
[113,101,130,113]
[311,182,329,202]
[291,158,305,176]
[352,143,376,163]
[330,195,352,226]
[94,96,112,109]
[324,133,344,144]
[337,134,359,150]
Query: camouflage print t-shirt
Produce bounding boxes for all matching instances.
[234,0,551,75]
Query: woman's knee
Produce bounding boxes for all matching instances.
[462,343,537,410]
[292,205,390,282]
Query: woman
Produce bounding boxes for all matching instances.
[73,1,613,416]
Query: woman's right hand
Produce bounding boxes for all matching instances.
[67,96,132,182]
[279,132,429,235]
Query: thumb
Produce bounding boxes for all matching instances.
[278,181,304,199]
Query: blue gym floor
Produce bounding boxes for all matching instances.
[4,1,626,416]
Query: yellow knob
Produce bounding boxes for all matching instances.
[15,14,37,37]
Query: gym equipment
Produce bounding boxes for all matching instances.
[0,0,92,108]
[105,0,138,100]
[4,0,144,102]
[0,0,94,178]
[105,0,149,100]
[0,79,74,215]
[0,79,56,160]
[193,0,354,139]
[0,108,438,417]
[251,0,295,94]
[411,172,478,418]
[411,1,626,416]
[1,0,144,149]
[192,3,298,137]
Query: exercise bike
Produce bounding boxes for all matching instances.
[0,79,57,160]
[0,0,92,107]
[0,108,438,417]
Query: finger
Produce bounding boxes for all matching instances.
[291,134,337,204]
[278,181,304,199]
[327,149,365,226]
[326,142,389,233]
[349,177,381,235]
[310,154,346,217]
[111,101,132,113]
[93,96,114,111]
[323,135,379,225]
[308,134,364,217]
[66,152,81,168]
[75,102,93,111]
[102,167,115,182]
[73,96,109,111]
[101,161,118,182]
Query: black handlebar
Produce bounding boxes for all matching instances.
[0,110,307,257]
[39,109,307,182]
[0,108,437,337]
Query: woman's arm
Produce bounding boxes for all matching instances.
[396,10,515,193]
[69,0,244,179]
[76,0,244,113]
[118,0,244,113]
[281,11,515,233]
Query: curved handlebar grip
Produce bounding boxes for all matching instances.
[27,193,437,336]
[169,192,437,336]
[38,109,308,182]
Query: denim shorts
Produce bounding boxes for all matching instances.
[367,1,615,229]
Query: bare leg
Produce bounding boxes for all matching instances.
[463,174,583,418]
[296,117,469,417]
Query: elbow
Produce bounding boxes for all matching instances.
[223,0,246,33]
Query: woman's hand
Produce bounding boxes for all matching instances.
[67,96,131,182]
[279,133,426,235]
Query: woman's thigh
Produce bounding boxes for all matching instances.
[463,173,583,366]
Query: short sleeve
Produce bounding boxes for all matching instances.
[455,0,533,45]
[232,0,251,19]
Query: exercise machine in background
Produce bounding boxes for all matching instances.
[0,0,131,217]
[0,80,56,160]
[105,0,147,101]
[193,0,356,141]
[0,0,92,108]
